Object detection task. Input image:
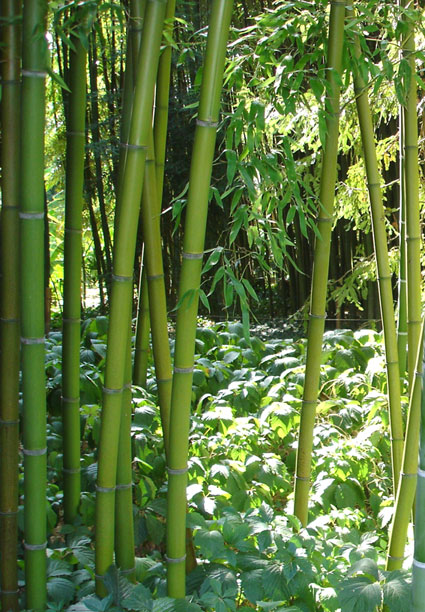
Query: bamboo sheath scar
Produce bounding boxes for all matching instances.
[95,0,166,595]
[293,0,346,527]
[166,0,234,598]
[0,1,20,610]
[350,24,403,494]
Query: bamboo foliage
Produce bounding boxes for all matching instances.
[95,0,166,594]
[0,2,21,610]
[62,16,88,525]
[350,25,403,494]
[20,0,48,608]
[166,0,234,597]
[293,0,346,527]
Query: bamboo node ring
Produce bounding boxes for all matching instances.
[388,554,404,561]
[418,468,425,478]
[165,554,186,564]
[19,211,44,220]
[167,466,188,475]
[302,399,317,405]
[112,274,132,282]
[196,118,219,128]
[157,377,173,384]
[23,447,47,456]
[0,510,18,516]
[398,331,407,335]
[309,312,327,319]
[378,275,392,281]
[62,317,81,322]
[295,475,310,482]
[96,484,116,493]
[1,589,19,595]
[182,251,204,260]
[406,236,421,242]
[0,317,19,323]
[22,69,47,78]
[21,336,45,345]
[116,483,132,490]
[400,471,416,478]
[120,142,147,151]
[385,360,398,366]
[415,371,423,377]
[317,217,333,223]
[174,366,194,374]
[103,386,123,395]
[24,541,47,551]
[63,467,81,474]
[367,182,381,188]
[66,130,85,137]
[62,396,80,404]
[405,145,418,150]
[413,558,425,569]
[0,79,20,85]
[398,279,407,284]
[65,227,83,234]
[0,419,19,426]
[147,273,164,281]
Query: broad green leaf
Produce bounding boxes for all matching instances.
[338,577,381,612]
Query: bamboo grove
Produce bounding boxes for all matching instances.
[1,0,425,610]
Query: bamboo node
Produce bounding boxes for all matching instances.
[0,419,19,426]
[0,589,19,595]
[405,236,421,242]
[112,274,133,282]
[19,211,44,220]
[182,251,204,260]
[147,273,165,281]
[398,331,407,335]
[21,336,45,345]
[96,484,116,493]
[0,79,20,85]
[119,142,147,151]
[0,318,19,323]
[66,130,85,137]
[388,554,404,561]
[0,510,18,516]
[302,399,317,405]
[316,217,333,223]
[62,396,80,404]
[417,468,425,478]
[400,471,416,478]
[378,275,392,281]
[413,558,425,569]
[174,366,194,374]
[24,541,47,551]
[65,227,83,235]
[22,69,47,78]
[23,447,46,456]
[405,145,419,150]
[123,382,132,390]
[295,475,310,482]
[116,483,132,490]
[157,377,173,384]
[309,312,327,319]
[415,370,423,377]
[62,317,81,323]
[103,386,123,395]
[165,554,186,564]
[196,118,219,128]
[63,467,81,474]
[385,360,399,366]
[167,466,188,475]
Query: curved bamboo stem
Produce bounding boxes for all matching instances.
[293,0,346,527]
[166,0,234,597]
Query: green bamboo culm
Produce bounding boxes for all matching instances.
[95,0,166,594]
[133,267,150,388]
[293,0,346,527]
[166,0,234,597]
[0,2,21,610]
[397,111,407,385]
[62,19,88,525]
[20,0,48,609]
[400,0,421,391]
[350,22,403,494]
[411,326,425,610]
[386,320,424,572]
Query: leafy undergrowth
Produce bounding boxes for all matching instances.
[24,320,410,611]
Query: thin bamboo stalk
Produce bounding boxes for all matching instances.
[0,1,21,610]
[397,112,407,384]
[166,0,234,597]
[95,0,166,594]
[401,0,421,391]
[133,267,150,388]
[412,328,425,610]
[386,320,424,571]
[62,20,87,525]
[20,0,48,608]
[351,25,403,495]
[293,0,346,527]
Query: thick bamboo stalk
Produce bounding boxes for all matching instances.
[20,0,48,609]
[95,0,166,594]
[412,328,425,609]
[386,320,424,571]
[62,23,87,524]
[293,0,346,527]
[351,27,403,494]
[133,267,150,388]
[166,0,234,597]
[397,112,407,384]
[0,2,21,610]
[401,0,421,390]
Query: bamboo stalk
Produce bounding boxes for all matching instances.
[95,0,166,594]
[133,267,150,388]
[62,18,88,524]
[293,0,346,527]
[166,0,234,597]
[20,0,48,608]
[386,320,424,571]
[350,24,403,495]
[412,328,425,609]
[397,111,407,385]
[0,1,21,610]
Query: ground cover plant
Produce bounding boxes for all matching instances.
[34,320,410,612]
